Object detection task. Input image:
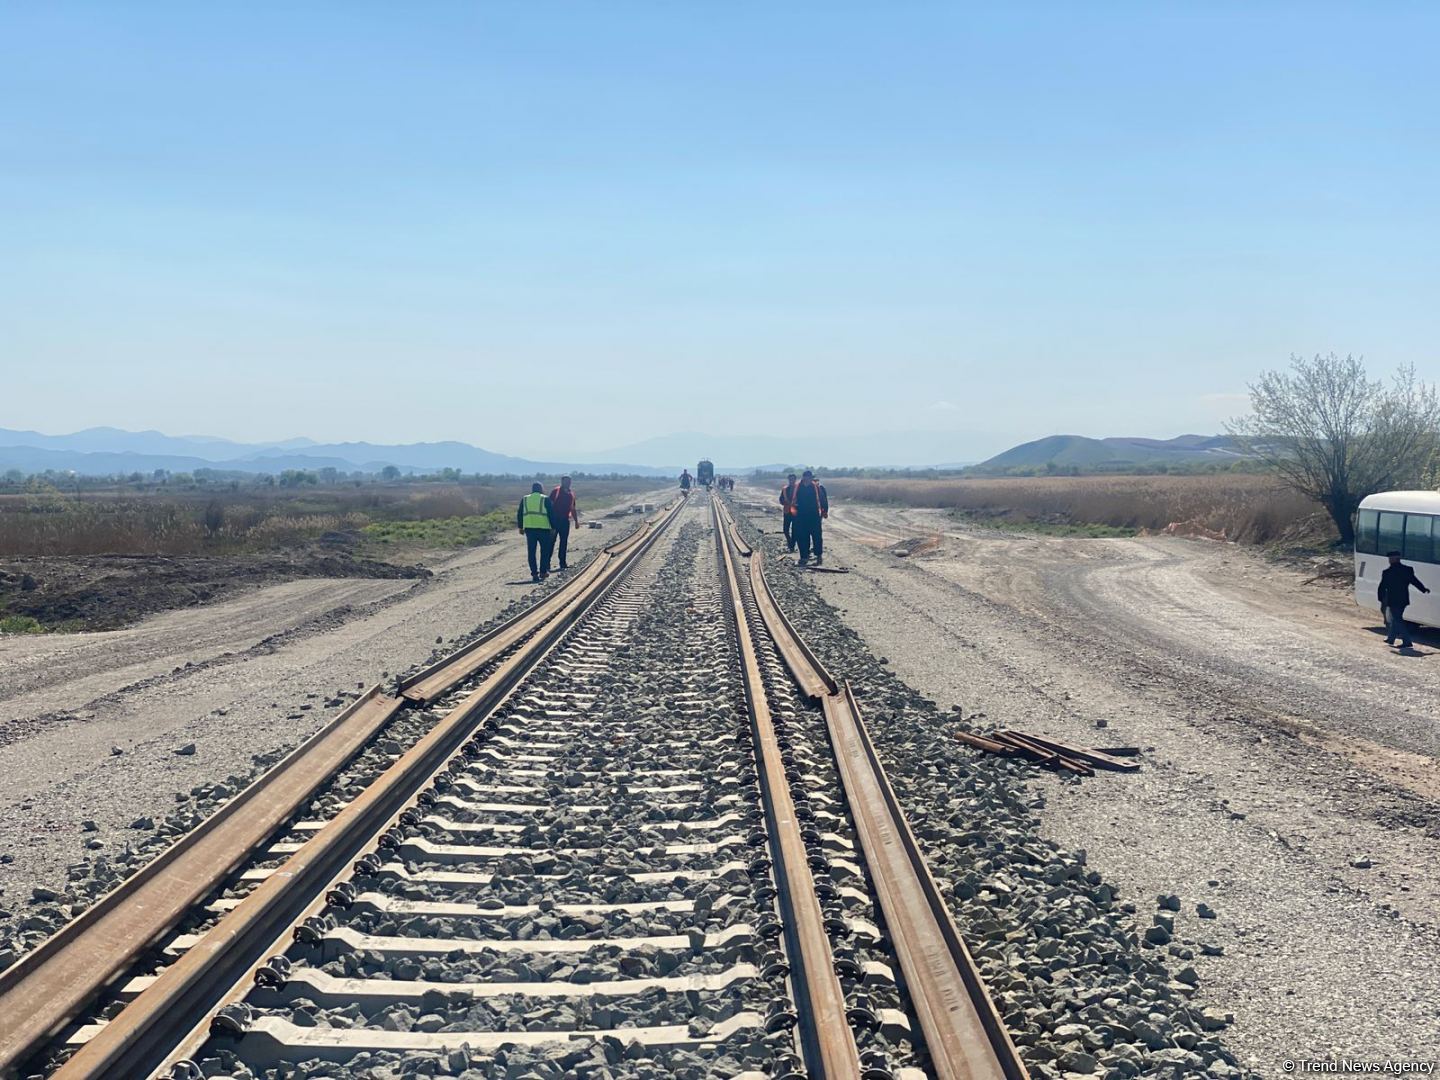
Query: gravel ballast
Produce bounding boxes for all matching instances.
[737,495,1440,1077]
[733,499,1259,1080]
[0,511,662,980]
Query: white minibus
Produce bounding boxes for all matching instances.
[1354,491,1440,629]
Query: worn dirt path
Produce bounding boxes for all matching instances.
[740,493,1440,1076]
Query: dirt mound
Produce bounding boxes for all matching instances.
[0,550,431,631]
[891,535,942,558]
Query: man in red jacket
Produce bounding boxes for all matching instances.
[779,473,798,552]
[548,476,581,572]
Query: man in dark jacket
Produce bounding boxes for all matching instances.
[790,469,829,567]
[779,473,798,552]
[548,475,580,572]
[516,482,555,583]
[1378,550,1430,648]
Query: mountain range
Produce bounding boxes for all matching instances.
[0,427,672,477]
[0,426,1251,477]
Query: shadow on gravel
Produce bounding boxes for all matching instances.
[1362,622,1440,653]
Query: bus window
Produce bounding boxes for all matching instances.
[1403,514,1435,563]
[1356,509,1379,553]
[1378,511,1405,554]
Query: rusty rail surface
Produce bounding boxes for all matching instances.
[0,498,683,1080]
[0,686,402,1079]
[716,499,1030,1080]
[712,498,862,1080]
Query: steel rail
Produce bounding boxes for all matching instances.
[52,495,687,1080]
[146,497,692,1080]
[711,497,862,1080]
[745,542,836,700]
[400,551,611,704]
[0,685,401,1079]
[399,497,678,704]
[716,499,1030,1080]
[0,499,682,1080]
[822,685,1029,1080]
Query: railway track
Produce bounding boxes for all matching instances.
[0,493,1030,1080]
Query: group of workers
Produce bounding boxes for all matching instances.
[519,469,832,583]
[515,476,580,583]
[677,470,735,492]
[778,470,829,566]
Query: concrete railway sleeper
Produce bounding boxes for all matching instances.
[1,492,1032,1080]
[0,498,687,1078]
[157,504,858,1079]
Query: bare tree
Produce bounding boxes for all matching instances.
[1230,354,1439,545]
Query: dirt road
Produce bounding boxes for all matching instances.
[742,495,1440,1075]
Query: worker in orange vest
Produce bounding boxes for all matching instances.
[789,469,829,566]
[778,473,798,552]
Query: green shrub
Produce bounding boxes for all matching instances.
[0,614,44,634]
[362,509,511,548]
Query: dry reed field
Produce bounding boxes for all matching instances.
[0,478,656,558]
[823,474,1329,545]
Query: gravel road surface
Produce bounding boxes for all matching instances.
[739,493,1440,1077]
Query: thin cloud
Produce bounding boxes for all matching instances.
[1200,392,1250,407]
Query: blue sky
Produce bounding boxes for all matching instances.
[2,2,1437,463]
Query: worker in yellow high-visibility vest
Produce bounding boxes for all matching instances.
[515,481,556,583]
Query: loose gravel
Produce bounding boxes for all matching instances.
[733,500,1259,1080]
[755,498,1440,1076]
[0,509,647,952]
[1,538,613,986]
[180,512,788,1079]
[10,495,1336,1080]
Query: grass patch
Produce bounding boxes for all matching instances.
[952,513,1137,538]
[0,478,658,557]
[0,614,44,634]
[362,509,511,548]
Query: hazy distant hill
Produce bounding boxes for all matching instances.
[0,427,670,477]
[979,434,1248,470]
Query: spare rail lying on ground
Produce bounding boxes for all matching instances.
[716,498,1031,1080]
[0,498,684,1080]
[953,729,1139,775]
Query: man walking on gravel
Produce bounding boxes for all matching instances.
[548,475,581,572]
[790,469,829,567]
[680,469,692,492]
[516,482,555,583]
[1379,550,1430,648]
[779,472,798,552]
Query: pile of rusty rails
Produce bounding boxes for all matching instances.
[712,498,1028,1080]
[0,492,1033,1080]
[952,730,1140,777]
[0,498,688,1080]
